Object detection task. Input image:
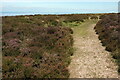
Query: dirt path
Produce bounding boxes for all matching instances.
[68,20,119,78]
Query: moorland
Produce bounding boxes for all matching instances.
[2,13,120,78]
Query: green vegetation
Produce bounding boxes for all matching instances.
[63,19,98,37]
[3,13,120,78]
[2,14,100,78]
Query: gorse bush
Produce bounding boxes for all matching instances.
[94,13,120,74]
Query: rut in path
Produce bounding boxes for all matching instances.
[68,20,119,78]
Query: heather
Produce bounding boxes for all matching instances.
[2,14,95,78]
[94,13,120,73]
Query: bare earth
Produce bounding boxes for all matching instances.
[68,20,119,78]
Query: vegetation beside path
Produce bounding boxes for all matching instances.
[66,20,119,78]
[2,14,119,78]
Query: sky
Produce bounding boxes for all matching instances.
[0,0,119,15]
[1,0,120,2]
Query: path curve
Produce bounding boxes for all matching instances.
[68,20,119,78]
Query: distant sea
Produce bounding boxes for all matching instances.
[1,12,109,16]
[1,11,118,16]
[1,2,118,16]
[1,12,87,16]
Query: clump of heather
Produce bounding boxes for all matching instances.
[94,13,120,74]
[2,15,74,78]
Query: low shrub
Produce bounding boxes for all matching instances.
[2,15,74,78]
[94,13,120,74]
